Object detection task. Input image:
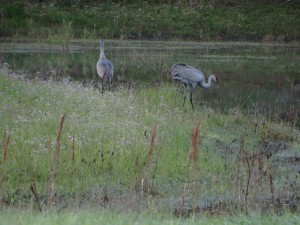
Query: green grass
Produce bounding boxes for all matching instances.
[0,1,299,41]
[0,210,299,225]
[0,64,299,215]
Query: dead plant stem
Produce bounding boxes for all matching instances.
[2,130,10,161]
[30,181,42,212]
[48,114,66,208]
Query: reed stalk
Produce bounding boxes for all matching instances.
[0,130,10,207]
[235,135,244,211]
[189,121,200,170]
[147,125,157,165]
[141,125,157,196]
[191,121,201,214]
[71,136,75,163]
[54,114,66,165]
[262,162,275,208]
[244,150,251,214]
[2,130,10,161]
[30,181,42,212]
[48,114,66,208]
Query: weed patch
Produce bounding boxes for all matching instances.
[0,64,299,216]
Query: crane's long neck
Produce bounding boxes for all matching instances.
[100,40,106,59]
[199,74,214,89]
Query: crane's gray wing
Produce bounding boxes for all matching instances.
[171,63,204,83]
[97,60,113,83]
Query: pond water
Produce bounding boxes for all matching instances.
[0,40,299,124]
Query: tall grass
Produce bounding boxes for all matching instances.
[0,64,299,215]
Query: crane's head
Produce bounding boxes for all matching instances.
[213,73,219,84]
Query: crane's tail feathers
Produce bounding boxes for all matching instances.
[103,68,113,84]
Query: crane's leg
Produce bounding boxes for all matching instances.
[179,83,185,95]
[101,78,104,95]
[108,80,113,92]
[182,84,187,108]
[189,87,194,111]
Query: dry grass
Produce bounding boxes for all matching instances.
[29,181,41,212]
[189,121,200,170]
[141,125,158,196]
[71,136,75,163]
[0,130,10,207]
[147,125,157,165]
[54,114,66,165]
[48,114,66,208]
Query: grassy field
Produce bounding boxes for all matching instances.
[1,1,299,223]
[0,209,299,225]
[1,58,299,220]
[1,1,299,41]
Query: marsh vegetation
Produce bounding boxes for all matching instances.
[1,40,299,121]
[1,0,299,223]
[0,40,299,224]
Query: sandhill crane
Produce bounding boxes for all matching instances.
[96,39,113,94]
[170,62,219,110]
